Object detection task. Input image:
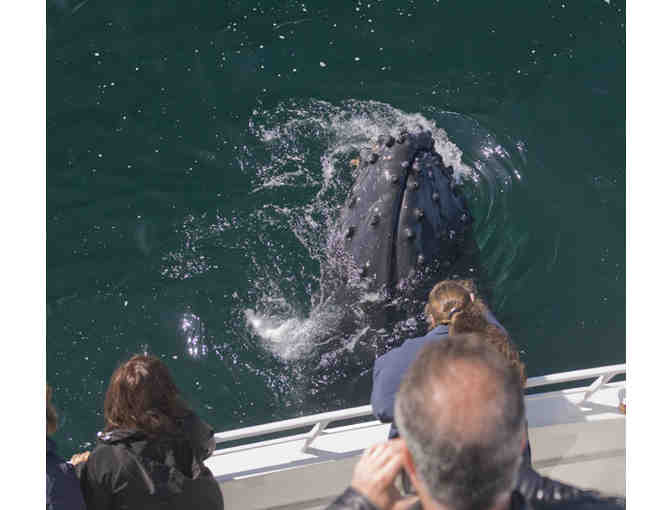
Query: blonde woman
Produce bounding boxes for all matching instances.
[371,279,525,438]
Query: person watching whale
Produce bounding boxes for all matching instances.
[371,279,526,440]
[328,334,625,510]
[76,354,224,509]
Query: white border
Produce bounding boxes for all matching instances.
[1,1,44,507]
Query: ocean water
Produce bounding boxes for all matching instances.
[47,0,625,456]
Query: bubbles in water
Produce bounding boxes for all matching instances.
[244,296,347,361]
[179,312,208,359]
[251,99,473,195]
[160,214,222,280]
[244,309,314,360]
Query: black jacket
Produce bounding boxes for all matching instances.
[47,437,87,510]
[78,413,224,510]
[516,466,626,509]
[326,468,625,510]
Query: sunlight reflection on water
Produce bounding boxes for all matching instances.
[179,312,208,359]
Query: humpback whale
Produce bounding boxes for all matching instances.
[246,127,480,401]
[247,126,480,373]
[327,128,476,301]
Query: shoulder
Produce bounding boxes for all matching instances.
[372,333,437,397]
[516,468,625,510]
[179,412,216,461]
[85,441,137,479]
[80,440,149,500]
[46,454,86,510]
[373,343,410,379]
[375,331,443,370]
[375,334,425,363]
[90,441,131,460]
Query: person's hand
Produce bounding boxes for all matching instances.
[70,451,90,465]
[351,439,418,510]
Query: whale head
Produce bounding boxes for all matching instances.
[330,128,475,296]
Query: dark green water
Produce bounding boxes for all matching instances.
[47,0,625,456]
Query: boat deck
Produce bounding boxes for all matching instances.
[206,365,625,510]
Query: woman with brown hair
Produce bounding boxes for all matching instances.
[78,354,224,509]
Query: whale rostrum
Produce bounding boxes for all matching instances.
[333,128,474,293]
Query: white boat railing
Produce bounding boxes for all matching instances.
[212,363,625,454]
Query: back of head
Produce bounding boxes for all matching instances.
[425,280,490,332]
[426,279,527,386]
[395,333,525,510]
[104,354,190,437]
[425,280,472,326]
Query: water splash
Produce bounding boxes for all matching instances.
[240,99,532,362]
[244,304,344,360]
[147,99,531,369]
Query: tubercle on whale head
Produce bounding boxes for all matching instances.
[348,127,461,213]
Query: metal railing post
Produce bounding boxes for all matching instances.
[580,371,620,403]
[301,420,330,452]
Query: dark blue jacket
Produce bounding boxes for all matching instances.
[46,437,86,510]
[371,309,506,429]
[371,325,453,437]
[370,321,530,464]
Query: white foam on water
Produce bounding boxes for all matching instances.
[245,309,313,360]
[251,99,475,199]
[251,169,306,192]
[244,300,345,361]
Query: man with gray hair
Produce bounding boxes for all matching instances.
[395,333,525,510]
[327,334,625,510]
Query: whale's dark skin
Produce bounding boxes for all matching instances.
[331,129,476,296]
